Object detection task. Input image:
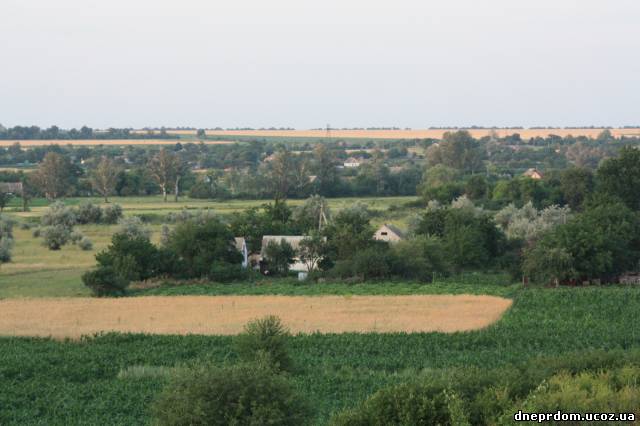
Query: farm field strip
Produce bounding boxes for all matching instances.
[0,295,512,338]
[170,128,640,140]
[0,139,236,147]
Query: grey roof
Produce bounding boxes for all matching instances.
[260,236,306,257]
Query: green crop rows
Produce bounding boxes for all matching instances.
[1,287,639,424]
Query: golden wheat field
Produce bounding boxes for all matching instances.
[175,128,640,140]
[0,295,512,338]
[0,139,236,147]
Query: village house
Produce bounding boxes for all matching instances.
[373,224,404,243]
[0,182,23,195]
[343,157,363,168]
[259,235,309,273]
[523,168,544,180]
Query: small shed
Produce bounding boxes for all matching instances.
[373,224,404,243]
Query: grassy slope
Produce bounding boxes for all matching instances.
[1,286,639,425]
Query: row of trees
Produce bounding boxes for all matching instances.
[421,146,640,213]
[0,125,173,140]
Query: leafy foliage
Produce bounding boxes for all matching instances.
[264,239,295,276]
[151,360,311,426]
[234,315,294,372]
[165,217,242,280]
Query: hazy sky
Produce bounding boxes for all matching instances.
[2,0,639,129]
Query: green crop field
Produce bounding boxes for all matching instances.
[0,286,639,424]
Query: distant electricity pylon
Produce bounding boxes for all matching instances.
[325,123,331,138]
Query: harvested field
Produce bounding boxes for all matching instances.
[166,128,640,140]
[0,295,512,338]
[0,139,235,147]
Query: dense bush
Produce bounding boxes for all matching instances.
[78,236,93,251]
[330,349,640,426]
[234,316,293,372]
[329,382,467,426]
[524,202,640,283]
[151,360,312,426]
[41,225,71,250]
[75,202,103,224]
[415,205,506,271]
[41,202,76,228]
[165,217,242,280]
[95,233,165,282]
[115,216,151,240]
[82,266,129,296]
[501,367,640,423]
[0,215,14,262]
[0,236,13,263]
[69,229,84,244]
[101,204,123,224]
[393,236,450,281]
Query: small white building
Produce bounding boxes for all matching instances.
[373,224,405,243]
[234,237,248,268]
[343,157,362,168]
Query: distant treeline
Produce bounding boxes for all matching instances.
[0,125,175,140]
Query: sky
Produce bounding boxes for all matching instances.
[1,0,639,129]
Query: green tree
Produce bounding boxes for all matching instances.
[148,148,178,202]
[312,143,339,196]
[90,156,120,202]
[464,175,489,200]
[263,239,295,275]
[292,195,331,233]
[559,167,594,210]
[31,152,74,200]
[0,191,12,212]
[597,146,640,210]
[426,130,485,173]
[298,231,327,272]
[166,217,242,280]
[324,203,374,262]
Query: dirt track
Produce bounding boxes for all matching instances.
[0,295,512,338]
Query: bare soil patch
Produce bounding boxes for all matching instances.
[0,295,512,338]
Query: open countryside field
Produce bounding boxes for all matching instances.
[6,195,416,218]
[0,295,512,338]
[1,287,639,424]
[177,127,640,139]
[0,196,417,298]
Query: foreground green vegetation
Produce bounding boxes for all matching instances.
[1,286,639,424]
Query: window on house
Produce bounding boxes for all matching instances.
[381,232,388,236]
